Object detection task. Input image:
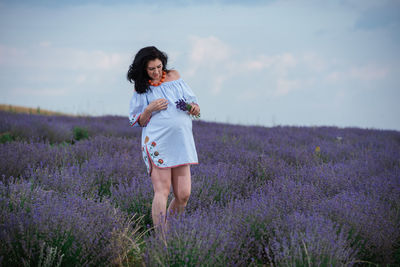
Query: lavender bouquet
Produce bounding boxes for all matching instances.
[175,98,200,119]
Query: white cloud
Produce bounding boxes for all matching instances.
[0,45,27,65]
[302,52,326,72]
[243,55,275,71]
[243,53,297,76]
[213,75,227,95]
[75,74,87,84]
[0,44,127,71]
[325,64,389,83]
[243,60,265,71]
[275,78,300,96]
[326,71,342,82]
[272,53,297,77]
[189,35,232,64]
[349,64,388,81]
[186,36,322,97]
[235,88,259,101]
[186,35,233,78]
[59,49,126,71]
[39,41,52,48]
[186,35,236,95]
[12,87,68,96]
[243,53,300,96]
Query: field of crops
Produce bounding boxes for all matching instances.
[1,110,399,266]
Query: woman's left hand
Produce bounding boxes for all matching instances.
[189,103,200,116]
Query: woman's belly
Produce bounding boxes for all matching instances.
[144,107,192,141]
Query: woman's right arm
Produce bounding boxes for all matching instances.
[138,98,169,126]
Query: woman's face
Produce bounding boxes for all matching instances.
[146,58,163,81]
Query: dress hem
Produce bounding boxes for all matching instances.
[145,144,198,176]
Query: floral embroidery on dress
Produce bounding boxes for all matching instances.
[146,139,166,167]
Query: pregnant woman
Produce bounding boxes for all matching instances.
[127,46,200,237]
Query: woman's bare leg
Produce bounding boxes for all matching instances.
[167,165,191,218]
[150,162,172,237]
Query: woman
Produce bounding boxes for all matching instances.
[127,46,200,236]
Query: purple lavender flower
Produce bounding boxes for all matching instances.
[175,99,200,119]
[1,109,400,265]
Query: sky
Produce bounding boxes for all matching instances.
[0,0,399,130]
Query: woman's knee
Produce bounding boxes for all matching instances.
[153,188,170,199]
[175,189,191,204]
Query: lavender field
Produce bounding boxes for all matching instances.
[0,110,399,266]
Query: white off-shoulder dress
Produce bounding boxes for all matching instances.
[129,78,199,175]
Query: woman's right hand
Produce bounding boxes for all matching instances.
[146,98,169,113]
[139,98,168,126]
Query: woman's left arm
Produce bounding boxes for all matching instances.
[172,69,200,116]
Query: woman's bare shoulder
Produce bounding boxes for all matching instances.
[167,70,181,81]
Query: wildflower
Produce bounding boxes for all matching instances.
[175,98,200,119]
[315,146,321,153]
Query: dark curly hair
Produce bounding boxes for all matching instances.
[127,46,169,94]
